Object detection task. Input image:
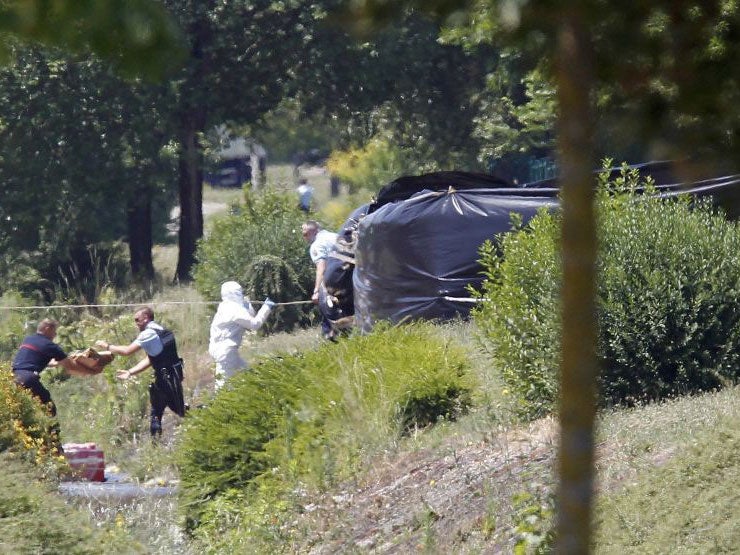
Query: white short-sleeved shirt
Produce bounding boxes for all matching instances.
[309,229,338,264]
[135,322,164,356]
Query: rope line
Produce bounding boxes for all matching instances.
[0,297,487,311]
[0,299,315,311]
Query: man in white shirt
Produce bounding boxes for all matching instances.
[302,220,338,339]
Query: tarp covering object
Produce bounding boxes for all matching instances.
[353,175,558,331]
[352,165,740,331]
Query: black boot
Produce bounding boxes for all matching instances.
[150,416,162,438]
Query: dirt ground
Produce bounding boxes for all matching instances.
[290,417,559,554]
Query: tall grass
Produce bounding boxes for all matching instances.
[594,386,740,553]
[177,321,474,539]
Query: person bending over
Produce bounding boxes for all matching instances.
[97,307,185,438]
[12,318,100,419]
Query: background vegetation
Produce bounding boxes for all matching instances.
[192,188,316,333]
[473,167,740,419]
[177,322,472,536]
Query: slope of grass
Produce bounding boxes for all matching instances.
[594,386,740,554]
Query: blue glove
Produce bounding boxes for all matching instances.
[264,297,276,309]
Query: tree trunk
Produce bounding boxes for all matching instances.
[175,113,205,283]
[554,13,598,555]
[127,191,155,280]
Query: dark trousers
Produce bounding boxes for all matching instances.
[13,370,57,416]
[148,364,185,436]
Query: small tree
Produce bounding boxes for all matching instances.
[193,190,314,333]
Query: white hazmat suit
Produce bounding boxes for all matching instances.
[208,281,273,390]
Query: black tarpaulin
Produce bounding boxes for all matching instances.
[352,165,740,331]
[353,185,558,331]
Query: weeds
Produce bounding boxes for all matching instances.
[594,410,740,553]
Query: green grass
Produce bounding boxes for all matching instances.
[593,386,740,554]
[0,452,141,554]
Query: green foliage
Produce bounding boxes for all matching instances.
[473,64,557,172]
[0,292,35,360]
[472,210,561,419]
[193,189,314,333]
[0,46,176,295]
[0,451,141,554]
[53,242,133,306]
[326,134,436,193]
[511,489,555,554]
[176,322,473,536]
[0,0,185,80]
[474,167,740,419]
[594,416,740,553]
[0,365,59,464]
[595,181,740,406]
[253,99,342,163]
[244,255,308,334]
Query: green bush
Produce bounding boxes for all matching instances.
[0,364,60,465]
[472,210,561,419]
[0,292,35,360]
[473,167,740,419]
[193,189,315,333]
[176,322,473,533]
[325,134,437,194]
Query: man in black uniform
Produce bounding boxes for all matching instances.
[12,318,98,417]
[96,307,186,438]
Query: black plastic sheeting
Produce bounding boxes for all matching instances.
[351,166,740,331]
[367,170,512,213]
[353,184,558,331]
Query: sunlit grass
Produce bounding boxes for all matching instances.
[594,386,740,553]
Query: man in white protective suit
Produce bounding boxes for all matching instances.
[208,281,275,390]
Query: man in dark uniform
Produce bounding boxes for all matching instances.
[96,307,186,438]
[12,318,98,417]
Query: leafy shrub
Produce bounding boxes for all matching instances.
[193,189,314,333]
[473,167,740,419]
[472,210,561,419]
[0,364,59,464]
[52,242,132,306]
[326,135,435,194]
[0,292,36,360]
[177,322,473,532]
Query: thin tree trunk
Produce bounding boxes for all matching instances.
[554,12,598,555]
[175,113,205,283]
[127,191,155,279]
